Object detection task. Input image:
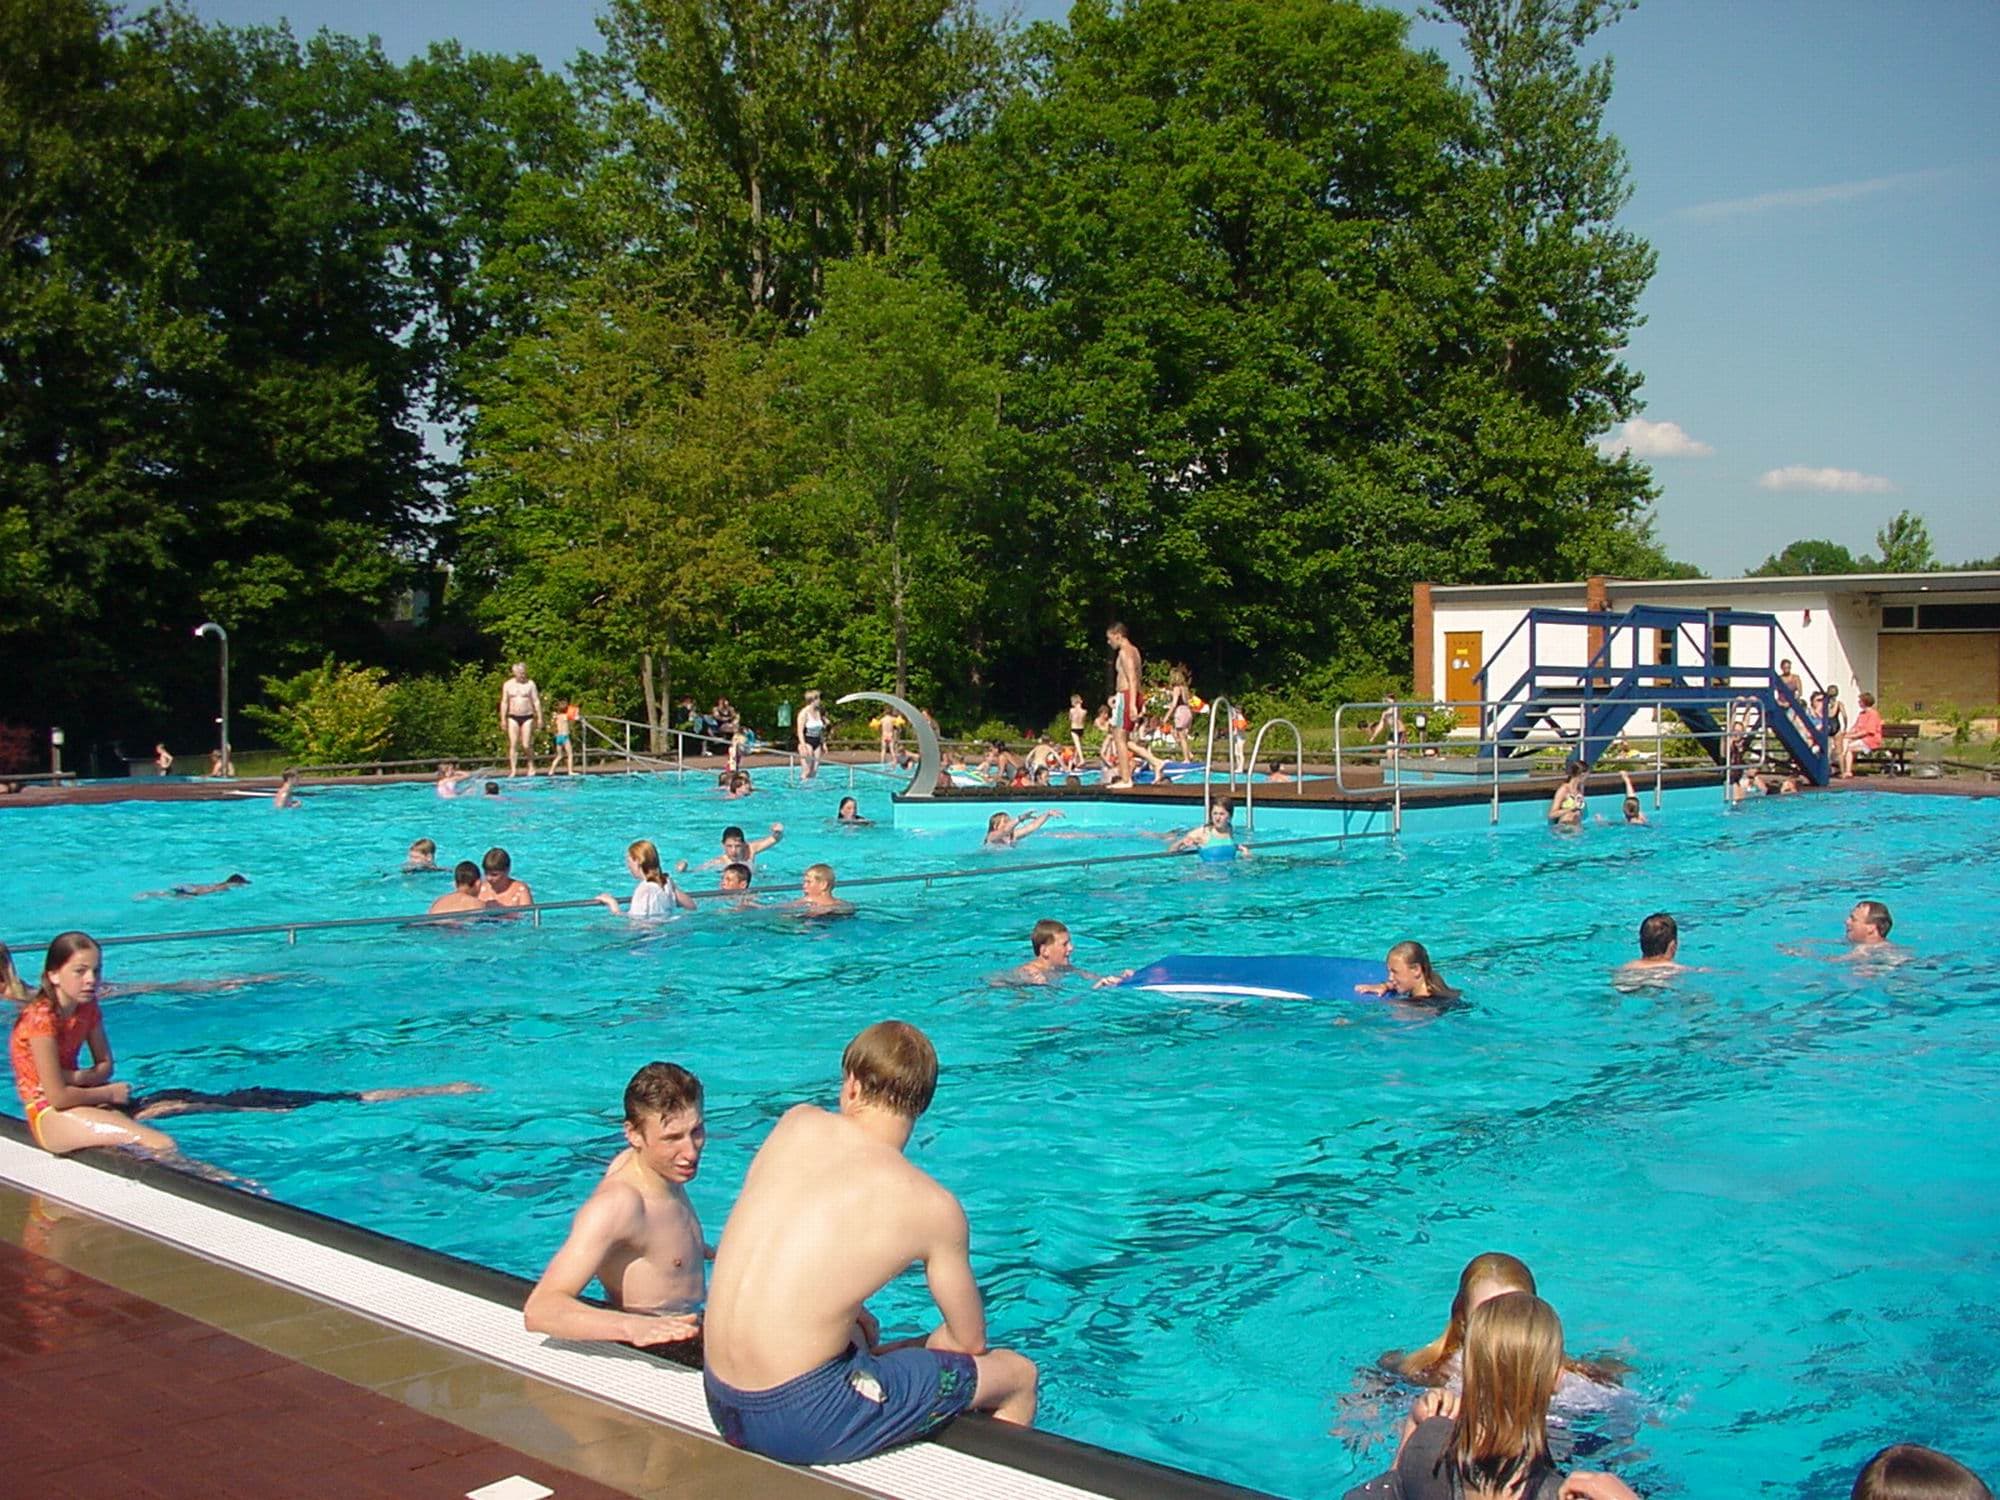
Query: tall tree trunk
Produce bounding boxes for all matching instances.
[640,651,658,753]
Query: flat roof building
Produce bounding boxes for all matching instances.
[1414,571,2000,717]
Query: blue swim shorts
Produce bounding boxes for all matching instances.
[704,1343,979,1464]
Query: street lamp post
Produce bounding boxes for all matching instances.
[194,622,230,775]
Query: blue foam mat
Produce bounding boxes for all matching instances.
[1120,954,1382,1001]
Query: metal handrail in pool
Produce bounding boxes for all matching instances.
[21,828,1393,953]
[1242,718,1304,833]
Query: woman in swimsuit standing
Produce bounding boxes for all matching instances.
[796,690,829,782]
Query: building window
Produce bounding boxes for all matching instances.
[1881,605,1916,629]
[1918,602,2000,631]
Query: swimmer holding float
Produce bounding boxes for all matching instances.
[1354,941,1459,1002]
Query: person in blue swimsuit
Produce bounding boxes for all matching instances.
[1168,798,1250,861]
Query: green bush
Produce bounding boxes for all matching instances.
[389,665,506,761]
[245,657,395,766]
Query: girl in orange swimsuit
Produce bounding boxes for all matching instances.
[10,932,176,1156]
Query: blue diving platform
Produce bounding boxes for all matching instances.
[1476,605,1833,786]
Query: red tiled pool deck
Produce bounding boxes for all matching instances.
[0,1184,854,1500]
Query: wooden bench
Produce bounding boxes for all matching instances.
[1855,722,1919,776]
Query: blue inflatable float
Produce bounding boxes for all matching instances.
[1119,954,1382,1001]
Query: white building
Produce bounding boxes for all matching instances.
[1414,571,2000,722]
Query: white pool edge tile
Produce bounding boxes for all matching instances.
[0,1137,1110,1500]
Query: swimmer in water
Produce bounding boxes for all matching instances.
[1004,919,1133,988]
[1615,912,1688,983]
[272,770,300,810]
[835,796,872,825]
[696,823,783,873]
[136,874,250,900]
[984,809,1062,848]
[1353,941,1459,1001]
[524,1063,708,1350]
[1851,1444,1991,1500]
[478,847,534,908]
[0,942,28,1002]
[404,838,441,873]
[788,863,855,917]
[1617,770,1646,825]
[1547,761,1587,829]
[428,861,496,914]
[1379,1250,1627,1397]
[1837,899,1899,963]
[1168,798,1250,860]
[595,839,697,918]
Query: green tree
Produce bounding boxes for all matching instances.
[1872,509,1935,573]
[780,259,999,698]
[1749,539,1863,577]
[460,276,783,741]
[595,0,1005,326]
[244,656,395,764]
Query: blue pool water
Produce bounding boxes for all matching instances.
[4,769,1997,1498]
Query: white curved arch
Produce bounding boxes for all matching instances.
[836,692,941,799]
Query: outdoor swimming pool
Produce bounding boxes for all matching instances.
[4,770,1996,1498]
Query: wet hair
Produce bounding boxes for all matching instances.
[1031,919,1069,955]
[1852,1444,1992,1500]
[623,1062,703,1126]
[1448,1293,1564,1494]
[842,1021,938,1118]
[483,781,500,795]
[223,874,249,886]
[410,838,436,858]
[803,862,836,892]
[730,771,752,791]
[0,943,27,1004]
[721,862,752,889]
[1639,912,1678,958]
[720,825,747,845]
[837,796,859,818]
[1398,1252,1537,1381]
[453,861,481,891]
[482,847,512,876]
[1387,940,1459,1000]
[1856,899,1893,939]
[1622,797,1642,820]
[628,838,667,886]
[986,811,1010,834]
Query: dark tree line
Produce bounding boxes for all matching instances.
[2,0,1679,751]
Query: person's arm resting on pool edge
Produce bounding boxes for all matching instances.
[524,1189,698,1347]
[72,1013,115,1088]
[919,1199,990,1357]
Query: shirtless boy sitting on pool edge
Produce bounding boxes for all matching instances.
[702,1022,1037,1464]
[523,1062,708,1349]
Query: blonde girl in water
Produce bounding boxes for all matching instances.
[1354,1294,1638,1500]
[1386,1253,1625,1393]
[1355,941,1461,1002]
[596,839,696,918]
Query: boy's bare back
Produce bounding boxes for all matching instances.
[704,1104,958,1390]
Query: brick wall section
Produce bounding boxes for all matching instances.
[1878,632,2000,711]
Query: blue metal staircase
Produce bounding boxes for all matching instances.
[1476,605,1833,785]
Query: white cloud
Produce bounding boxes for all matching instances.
[1757,465,1896,495]
[1677,168,1951,223]
[1597,418,1714,460]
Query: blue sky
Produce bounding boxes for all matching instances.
[183,0,2000,578]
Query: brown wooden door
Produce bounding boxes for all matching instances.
[1445,631,1483,705]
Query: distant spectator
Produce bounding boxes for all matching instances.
[1840,692,1885,779]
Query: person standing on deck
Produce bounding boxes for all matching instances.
[500,663,544,777]
[1106,623,1143,789]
